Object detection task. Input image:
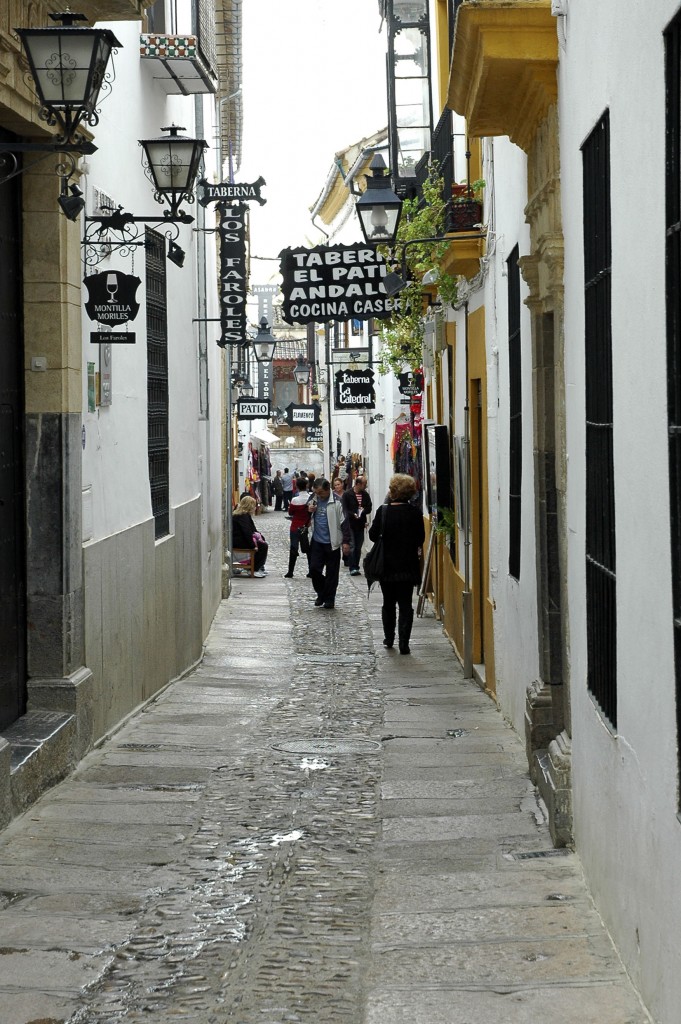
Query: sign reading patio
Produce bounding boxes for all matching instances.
[279,242,402,324]
[237,398,270,419]
[335,368,376,410]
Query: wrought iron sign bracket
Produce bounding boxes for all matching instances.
[82,206,194,268]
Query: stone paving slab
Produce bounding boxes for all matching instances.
[364,984,649,1024]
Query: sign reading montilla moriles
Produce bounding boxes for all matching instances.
[84,271,141,325]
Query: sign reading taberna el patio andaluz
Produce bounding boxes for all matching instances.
[279,243,401,324]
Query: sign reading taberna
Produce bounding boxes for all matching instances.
[279,243,402,325]
[335,368,376,410]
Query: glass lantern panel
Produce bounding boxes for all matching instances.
[395,77,430,120]
[392,0,428,22]
[396,126,430,176]
[393,26,428,76]
[145,140,196,191]
[28,32,100,107]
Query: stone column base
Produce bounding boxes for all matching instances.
[27,665,94,762]
[0,739,11,831]
[534,729,573,848]
[525,678,555,770]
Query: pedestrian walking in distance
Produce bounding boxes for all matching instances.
[284,478,311,579]
[232,496,269,577]
[307,479,351,609]
[342,474,372,576]
[272,470,284,511]
[281,467,294,511]
[369,473,425,653]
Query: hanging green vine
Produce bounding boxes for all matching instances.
[377,164,458,375]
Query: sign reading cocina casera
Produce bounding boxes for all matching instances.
[334,368,376,410]
[84,271,141,325]
[279,243,403,325]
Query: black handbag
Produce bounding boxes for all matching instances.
[363,506,387,590]
[298,525,310,554]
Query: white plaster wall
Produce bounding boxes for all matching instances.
[483,136,538,734]
[80,9,224,713]
[560,2,681,1019]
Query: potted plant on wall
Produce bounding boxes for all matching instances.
[377,164,458,375]
[448,178,485,232]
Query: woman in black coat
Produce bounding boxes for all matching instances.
[232,496,268,576]
[368,473,425,654]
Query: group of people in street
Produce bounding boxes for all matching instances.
[233,464,424,653]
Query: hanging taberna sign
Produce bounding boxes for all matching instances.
[334,368,376,410]
[219,202,248,346]
[279,243,402,325]
[84,271,141,325]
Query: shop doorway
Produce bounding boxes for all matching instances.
[0,132,27,729]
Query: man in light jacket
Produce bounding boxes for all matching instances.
[307,479,351,609]
[281,467,294,511]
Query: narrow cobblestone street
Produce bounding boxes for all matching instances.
[0,514,650,1024]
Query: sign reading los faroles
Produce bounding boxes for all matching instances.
[279,243,402,325]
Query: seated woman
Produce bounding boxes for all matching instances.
[232,496,268,577]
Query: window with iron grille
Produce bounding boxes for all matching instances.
[145,229,170,539]
[192,0,217,80]
[507,245,522,580]
[665,12,681,784]
[582,112,616,726]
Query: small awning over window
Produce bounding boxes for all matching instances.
[140,34,217,95]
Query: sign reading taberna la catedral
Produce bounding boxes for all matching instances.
[279,243,402,325]
[335,368,376,410]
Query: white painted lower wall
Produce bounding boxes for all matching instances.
[560,2,681,1019]
[83,496,204,741]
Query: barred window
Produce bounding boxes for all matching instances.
[507,245,522,580]
[665,12,681,787]
[582,112,616,726]
[145,229,170,539]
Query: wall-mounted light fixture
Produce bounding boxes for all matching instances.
[252,318,277,363]
[0,11,121,186]
[355,154,402,246]
[293,354,311,386]
[83,124,207,266]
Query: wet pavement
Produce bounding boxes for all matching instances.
[0,512,652,1024]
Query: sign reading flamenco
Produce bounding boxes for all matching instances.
[279,243,402,324]
[335,368,375,410]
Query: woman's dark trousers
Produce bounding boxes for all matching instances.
[380,581,415,649]
[254,541,268,571]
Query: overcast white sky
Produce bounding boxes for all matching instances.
[239,0,389,286]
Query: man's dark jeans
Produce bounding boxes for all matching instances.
[283,490,293,511]
[349,525,365,571]
[309,540,341,605]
